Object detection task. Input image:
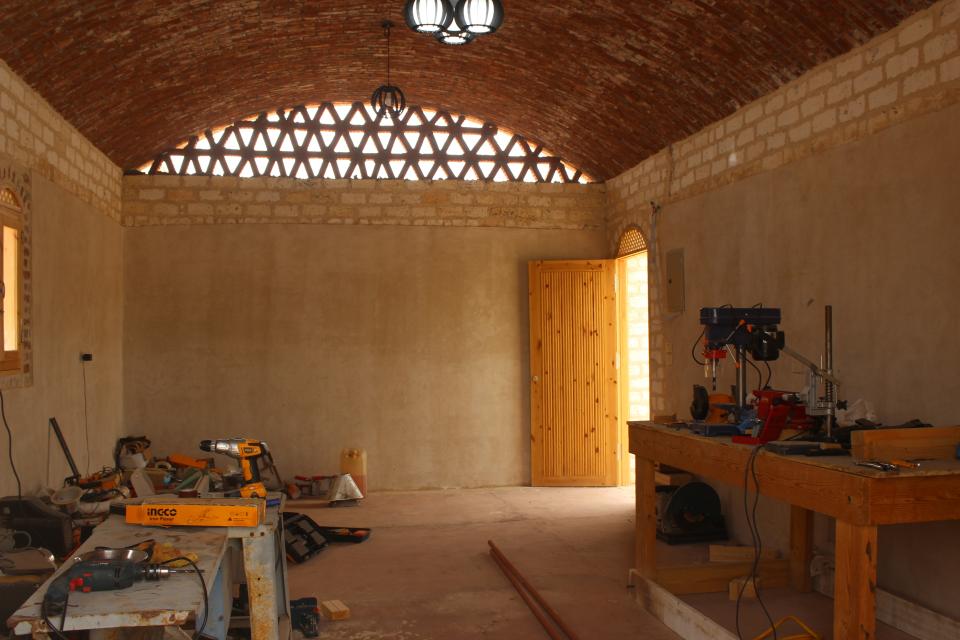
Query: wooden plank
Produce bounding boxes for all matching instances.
[655,470,693,486]
[528,261,544,486]
[632,574,737,640]
[655,559,789,595]
[851,426,960,461]
[635,457,657,580]
[834,521,877,640]
[319,600,350,621]
[708,544,778,563]
[815,557,960,640]
[789,506,814,592]
[867,475,960,524]
[728,576,760,601]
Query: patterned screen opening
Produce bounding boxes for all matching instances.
[616,227,648,257]
[138,102,591,184]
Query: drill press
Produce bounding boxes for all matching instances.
[694,305,843,442]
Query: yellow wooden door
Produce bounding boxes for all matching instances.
[529,260,619,486]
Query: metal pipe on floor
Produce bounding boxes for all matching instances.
[488,540,580,640]
[489,549,565,640]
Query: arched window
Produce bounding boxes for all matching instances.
[615,226,650,431]
[136,102,592,184]
[0,187,23,373]
[616,226,648,257]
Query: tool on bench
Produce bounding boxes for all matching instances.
[856,460,898,472]
[689,306,845,443]
[199,438,270,498]
[48,418,121,492]
[42,551,202,614]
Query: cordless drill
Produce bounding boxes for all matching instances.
[199,438,269,498]
[43,558,197,615]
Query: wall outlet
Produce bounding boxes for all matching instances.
[80,353,93,362]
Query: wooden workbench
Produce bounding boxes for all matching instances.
[629,421,960,640]
[8,496,290,640]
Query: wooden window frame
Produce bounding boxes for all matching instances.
[0,189,23,374]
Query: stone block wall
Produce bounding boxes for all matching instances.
[606,0,960,417]
[121,176,607,230]
[0,59,121,221]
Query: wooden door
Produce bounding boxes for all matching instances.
[529,260,619,486]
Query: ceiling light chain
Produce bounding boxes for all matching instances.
[403,0,504,45]
[371,20,406,121]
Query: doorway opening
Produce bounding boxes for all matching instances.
[616,227,651,484]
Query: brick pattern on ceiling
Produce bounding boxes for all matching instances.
[0,1,936,181]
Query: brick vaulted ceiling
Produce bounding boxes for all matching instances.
[0,1,936,181]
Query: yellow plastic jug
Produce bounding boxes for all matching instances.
[340,448,367,496]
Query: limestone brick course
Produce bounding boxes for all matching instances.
[0,60,121,221]
[122,177,606,231]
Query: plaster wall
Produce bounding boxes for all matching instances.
[122,221,607,490]
[646,101,960,616]
[0,59,123,498]
[0,175,124,496]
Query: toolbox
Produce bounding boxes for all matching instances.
[282,513,329,563]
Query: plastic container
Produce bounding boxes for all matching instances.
[340,448,367,497]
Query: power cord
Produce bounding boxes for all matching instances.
[161,556,209,639]
[81,360,91,475]
[691,327,706,366]
[736,446,777,640]
[42,557,208,640]
[0,388,21,501]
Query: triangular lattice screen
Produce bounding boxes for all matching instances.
[138,102,591,184]
[616,227,648,257]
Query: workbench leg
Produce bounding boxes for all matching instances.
[635,457,657,579]
[834,521,877,640]
[789,505,814,592]
[242,533,280,640]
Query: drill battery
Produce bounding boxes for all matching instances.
[125,498,264,527]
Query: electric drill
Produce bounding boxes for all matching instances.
[199,438,269,498]
[43,558,196,615]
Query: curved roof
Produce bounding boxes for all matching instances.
[0,1,934,181]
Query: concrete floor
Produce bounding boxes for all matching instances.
[286,486,680,639]
[285,487,925,639]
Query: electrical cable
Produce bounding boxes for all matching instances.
[161,556,208,639]
[691,327,705,366]
[81,361,90,475]
[746,357,763,392]
[736,447,777,640]
[763,361,772,390]
[1,389,21,502]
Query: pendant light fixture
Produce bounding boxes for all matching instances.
[370,21,406,120]
[404,0,504,45]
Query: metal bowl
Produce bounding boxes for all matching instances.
[75,548,149,564]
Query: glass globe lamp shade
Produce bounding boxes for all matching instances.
[454,0,504,34]
[403,0,454,34]
[434,29,476,46]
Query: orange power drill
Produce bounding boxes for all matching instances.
[199,438,269,498]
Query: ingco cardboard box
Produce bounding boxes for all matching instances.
[125,498,264,527]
